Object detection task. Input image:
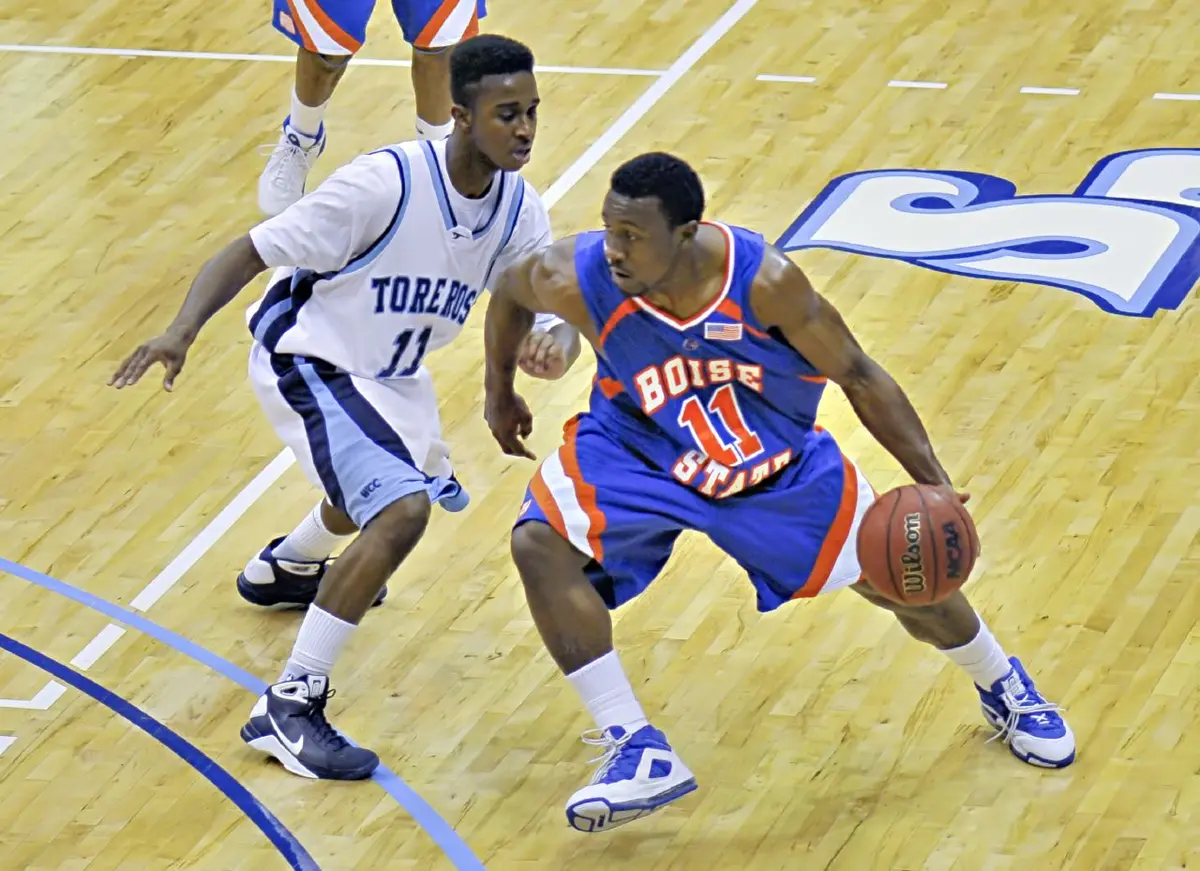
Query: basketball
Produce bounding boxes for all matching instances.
[856,484,980,605]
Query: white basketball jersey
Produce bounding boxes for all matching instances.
[246,138,545,380]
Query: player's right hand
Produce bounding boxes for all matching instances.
[108,329,192,391]
[485,387,536,460]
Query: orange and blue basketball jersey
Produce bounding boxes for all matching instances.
[584,222,831,499]
[515,222,878,613]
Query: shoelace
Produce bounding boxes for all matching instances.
[257,137,318,191]
[579,728,632,785]
[305,688,351,750]
[986,688,1064,747]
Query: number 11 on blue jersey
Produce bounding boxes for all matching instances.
[376,326,432,378]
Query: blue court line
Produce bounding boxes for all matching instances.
[0,557,487,871]
[0,630,321,871]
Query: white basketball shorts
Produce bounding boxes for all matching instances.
[248,340,464,528]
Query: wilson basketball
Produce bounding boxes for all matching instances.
[856,484,980,605]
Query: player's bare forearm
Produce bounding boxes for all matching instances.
[169,235,267,342]
[842,358,952,488]
[749,248,955,488]
[484,269,537,392]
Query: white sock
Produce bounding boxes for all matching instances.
[272,503,350,562]
[566,651,649,733]
[415,117,454,140]
[289,88,327,140]
[942,618,1013,689]
[280,606,356,681]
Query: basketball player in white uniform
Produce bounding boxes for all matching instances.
[109,35,579,780]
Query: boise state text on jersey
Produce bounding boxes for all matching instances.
[575,222,830,499]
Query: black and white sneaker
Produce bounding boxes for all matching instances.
[240,675,379,780]
[236,536,387,609]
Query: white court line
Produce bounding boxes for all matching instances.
[888,80,947,90]
[0,43,663,77]
[1,0,761,750]
[1020,86,1080,96]
[1153,92,1200,101]
[756,74,817,84]
[543,0,758,205]
[129,450,296,612]
[0,682,66,710]
[69,624,127,670]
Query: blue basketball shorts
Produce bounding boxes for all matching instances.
[272,0,487,55]
[248,341,464,529]
[514,413,879,613]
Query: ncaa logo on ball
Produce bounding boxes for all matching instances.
[900,512,927,595]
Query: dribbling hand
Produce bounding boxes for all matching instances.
[108,329,192,391]
[485,387,536,460]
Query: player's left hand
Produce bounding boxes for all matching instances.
[518,329,569,380]
[485,387,537,460]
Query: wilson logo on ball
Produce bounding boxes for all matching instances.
[943,522,963,580]
[900,512,927,595]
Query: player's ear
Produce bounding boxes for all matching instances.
[677,220,700,243]
[450,103,471,133]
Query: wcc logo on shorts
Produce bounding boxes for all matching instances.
[776,148,1200,318]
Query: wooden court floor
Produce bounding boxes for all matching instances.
[2,0,1200,868]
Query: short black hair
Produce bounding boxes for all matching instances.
[450,34,536,107]
[610,152,705,227]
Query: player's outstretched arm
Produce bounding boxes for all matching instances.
[108,235,267,391]
[750,246,964,497]
[484,237,591,459]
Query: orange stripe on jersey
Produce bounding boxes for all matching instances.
[299,0,363,51]
[528,466,569,542]
[598,298,638,347]
[284,0,318,52]
[714,298,770,339]
[560,417,607,562]
[595,376,624,399]
[463,8,480,39]
[799,374,828,384]
[791,453,859,599]
[416,0,461,48]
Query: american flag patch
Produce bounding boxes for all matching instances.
[704,322,743,341]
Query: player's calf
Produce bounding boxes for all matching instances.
[511,521,697,832]
[241,494,431,781]
[852,583,1076,768]
[317,493,430,619]
[237,500,388,610]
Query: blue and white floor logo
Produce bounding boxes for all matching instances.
[776,148,1200,317]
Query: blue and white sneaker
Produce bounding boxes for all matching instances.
[240,674,378,780]
[977,657,1076,768]
[258,116,326,216]
[565,724,697,833]
[236,536,386,610]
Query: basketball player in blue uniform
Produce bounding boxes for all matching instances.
[482,152,1076,832]
[110,36,579,782]
[260,0,488,215]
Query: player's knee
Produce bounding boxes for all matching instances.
[361,493,431,567]
[304,48,354,71]
[412,44,453,58]
[510,521,572,584]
